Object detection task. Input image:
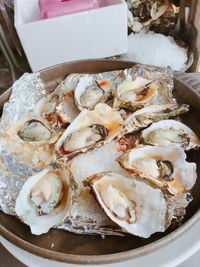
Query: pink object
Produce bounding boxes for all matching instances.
[39,0,100,19]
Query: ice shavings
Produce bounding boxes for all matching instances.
[70,141,124,183]
[123,32,188,71]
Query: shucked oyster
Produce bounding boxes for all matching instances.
[117,145,197,195]
[74,75,112,111]
[113,76,175,111]
[7,113,59,145]
[140,119,200,150]
[15,168,72,235]
[56,103,123,158]
[86,172,172,238]
[120,103,189,136]
[6,113,61,170]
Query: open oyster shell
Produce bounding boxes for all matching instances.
[140,119,200,150]
[35,79,80,130]
[74,75,112,111]
[120,103,189,136]
[15,167,72,235]
[7,112,60,145]
[86,171,173,238]
[4,113,60,170]
[59,183,124,236]
[113,76,175,111]
[117,145,197,195]
[56,103,123,159]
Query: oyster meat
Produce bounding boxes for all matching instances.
[5,113,60,170]
[86,172,172,238]
[15,168,72,235]
[74,75,112,110]
[56,103,123,158]
[117,145,197,195]
[8,113,59,145]
[120,103,189,136]
[140,119,200,150]
[59,184,124,236]
[113,76,175,111]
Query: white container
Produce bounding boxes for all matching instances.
[14,0,127,72]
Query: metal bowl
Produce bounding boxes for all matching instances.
[0,60,200,264]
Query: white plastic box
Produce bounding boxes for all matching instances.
[15,0,127,72]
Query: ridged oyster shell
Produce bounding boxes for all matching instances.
[15,167,72,235]
[117,145,197,195]
[56,103,123,159]
[120,103,189,136]
[86,171,173,238]
[140,119,200,150]
[35,79,80,130]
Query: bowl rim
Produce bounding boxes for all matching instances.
[0,59,200,265]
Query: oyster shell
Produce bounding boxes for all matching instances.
[15,168,72,235]
[74,75,112,110]
[113,76,175,111]
[56,103,123,158]
[140,119,200,150]
[127,0,174,34]
[120,103,189,136]
[86,171,172,238]
[59,184,124,236]
[7,113,59,145]
[117,145,197,195]
[5,113,60,171]
[35,90,74,130]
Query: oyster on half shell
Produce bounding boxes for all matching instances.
[7,113,59,145]
[74,75,112,111]
[113,76,175,111]
[56,103,123,158]
[120,103,189,136]
[140,119,200,150]
[15,168,72,235]
[86,172,173,238]
[117,145,197,195]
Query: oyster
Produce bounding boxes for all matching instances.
[15,168,72,235]
[86,172,172,238]
[59,184,124,236]
[6,113,60,170]
[127,0,174,34]
[113,76,175,111]
[74,76,112,111]
[117,145,197,195]
[35,91,71,130]
[120,103,189,136]
[140,119,200,150]
[56,103,123,158]
[7,113,59,145]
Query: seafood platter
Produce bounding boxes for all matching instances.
[0,60,200,262]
